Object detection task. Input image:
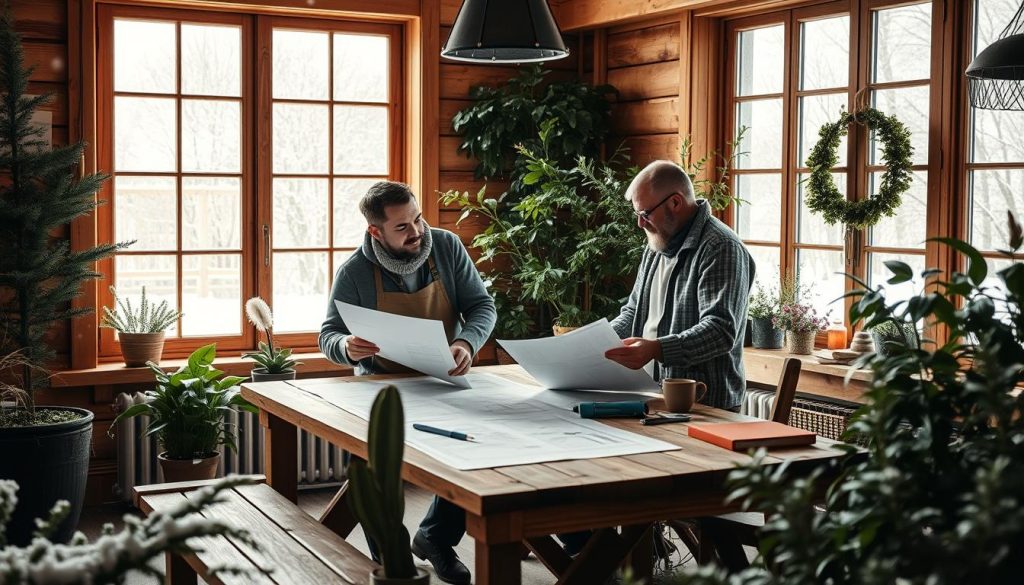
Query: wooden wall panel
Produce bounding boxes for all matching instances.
[439,64,521,98]
[618,133,682,165]
[612,96,680,135]
[439,97,470,136]
[13,0,67,41]
[607,21,680,67]
[607,60,680,101]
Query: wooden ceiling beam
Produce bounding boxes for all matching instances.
[551,0,831,31]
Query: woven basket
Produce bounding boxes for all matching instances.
[788,397,862,443]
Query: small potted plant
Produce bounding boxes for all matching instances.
[773,303,829,355]
[748,284,784,349]
[111,343,256,482]
[348,386,430,584]
[100,286,181,367]
[243,297,301,382]
[869,319,919,357]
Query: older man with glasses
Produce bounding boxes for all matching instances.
[603,159,756,413]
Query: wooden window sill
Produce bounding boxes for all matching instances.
[744,347,872,404]
[51,353,352,388]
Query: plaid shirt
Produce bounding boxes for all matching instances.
[611,201,755,409]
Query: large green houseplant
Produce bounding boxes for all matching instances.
[669,212,1024,585]
[443,121,646,332]
[0,11,126,545]
[111,343,256,482]
[347,385,429,584]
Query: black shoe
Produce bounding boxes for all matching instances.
[411,531,471,585]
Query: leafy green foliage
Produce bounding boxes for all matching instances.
[442,122,646,330]
[680,126,748,212]
[100,286,181,333]
[670,214,1024,585]
[747,284,781,321]
[452,64,615,190]
[110,343,256,460]
[347,386,416,579]
[0,12,128,403]
[242,341,300,374]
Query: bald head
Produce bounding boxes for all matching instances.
[627,160,695,204]
[626,160,697,252]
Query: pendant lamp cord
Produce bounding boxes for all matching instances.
[999,1,1024,38]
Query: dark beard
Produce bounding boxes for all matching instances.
[383,241,419,260]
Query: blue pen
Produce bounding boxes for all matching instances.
[413,423,477,442]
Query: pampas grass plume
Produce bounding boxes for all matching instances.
[245,297,273,332]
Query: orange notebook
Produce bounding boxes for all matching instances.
[687,421,816,451]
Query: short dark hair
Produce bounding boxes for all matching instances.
[359,181,415,224]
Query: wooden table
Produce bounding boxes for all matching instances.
[241,365,849,585]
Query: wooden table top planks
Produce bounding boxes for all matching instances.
[241,365,849,517]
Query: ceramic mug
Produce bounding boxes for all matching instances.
[661,378,708,413]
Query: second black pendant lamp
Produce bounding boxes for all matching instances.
[441,0,569,64]
[966,1,1024,110]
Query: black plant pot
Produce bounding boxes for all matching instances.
[751,317,785,349]
[250,367,297,382]
[0,407,94,546]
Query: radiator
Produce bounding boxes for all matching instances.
[741,388,776,419]
[113,392,346,503]
[741,387,861,442]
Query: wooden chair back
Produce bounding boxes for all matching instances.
[769,358,801,424]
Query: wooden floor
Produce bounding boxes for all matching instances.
[78,484,702,584]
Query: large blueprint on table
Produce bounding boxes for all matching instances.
[292,373,677,471]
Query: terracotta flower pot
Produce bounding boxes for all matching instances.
[786,330,816,355]
[552,324,579,336]
[158,451,221,483]
[117,331,166,367]
[369,567,430,584]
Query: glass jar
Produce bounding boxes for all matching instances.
[826,320,847,350]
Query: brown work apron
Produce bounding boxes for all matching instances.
[371,257,459,374]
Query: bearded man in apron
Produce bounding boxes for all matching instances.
[320,181,496,585]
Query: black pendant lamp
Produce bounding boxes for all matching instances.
[441,0,569,64]
[967,2,1024,110]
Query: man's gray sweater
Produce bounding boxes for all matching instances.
[319,228,497,375]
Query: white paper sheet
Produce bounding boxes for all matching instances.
[497,319,660,391]
[334,300,471,388]
[293,373,678,470]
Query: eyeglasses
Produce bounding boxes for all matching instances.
[633,192,678,222]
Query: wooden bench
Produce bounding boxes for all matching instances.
[133,476,378,585]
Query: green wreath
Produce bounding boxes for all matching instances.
[805,107,913,229]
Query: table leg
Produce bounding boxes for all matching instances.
[165,552,196,585]
[475,541,522,585]
[261,410,297,503]
[319,479,359,538]
[624,524,654,584]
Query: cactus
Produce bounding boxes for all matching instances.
[347,385,416,579]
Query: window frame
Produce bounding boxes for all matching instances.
[723,0,944,343]
[95,3,405,361]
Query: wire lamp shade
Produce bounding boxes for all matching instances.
[967,1,1024,110]
[441,0,569,63]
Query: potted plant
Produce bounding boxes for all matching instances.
[868,319,919,358]
[100,286,182,367]
[748,284,784,349]
[0,476,267,581]
[443,123,646,335]
[772,302,829,355]
[111,343,256,482]
[242,297,301,381]
[347,385,430,584]
[662,213,1024,585]
[0,12,127,545]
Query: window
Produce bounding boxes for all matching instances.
[967,0,1024,295]
[726,0,935,330]
[97,5,401,359]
